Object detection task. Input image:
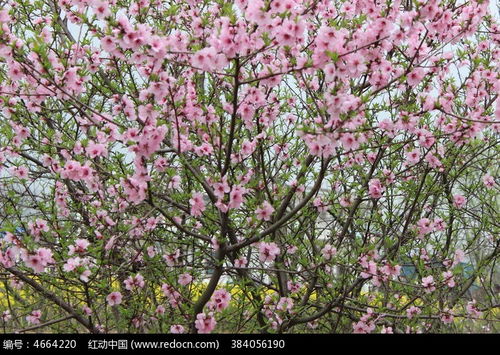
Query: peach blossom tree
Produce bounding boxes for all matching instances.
[0,0,499,334]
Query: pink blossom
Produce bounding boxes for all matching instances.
[80,269,91,283]
[86,141,107,158]
[340,133,359,151]
[91,0,112,19]
[63,257,81,272]
[229,185,246,209]
[61,160,94,181]
[2,310,11,323]
[0,247,17,268]
[147,246,156,258]
[152,305,165,315]
[26,310,42,325]
[170,324,185,334]
[131,125,167,158]
[321,244,337,260]
[407,68,425,86]
[161,284,181,307]
[154,157,168,172]
[453,194,466,208]
[82,306,93,316]
[442,271,456,288]
[313,197,329,212]
[360,259,377,279]
[417,218,434,236]
[24,248,54,273]
[191,47,227,72]
[406,306,421,319]
[178,273,193,286]
[255,201,275,221]
[339,196,352,207]
[258,242,280,263]
[352,320,375,334]
[380,263,401,278]
[106,292,123,306]
[368,179,385,199]
[168,175,181,190]
[213,178,230,199]
[276,297,294,312]
[241,140,256,157]
[194,312,217,334]
[68,239,90,255]
[381,326,393,334]
[215,200,229,212]
[433,218,446,231]
[9,166,29,179]
[287,281,302,293]
[234,257,248,268]
[425,153,442,169]
[422,275,436,293]
[466,300,482,319]
[194,143,214,156]
[164,249,180,266]
[208,289,231,312]
[406,149,421,165]
[440,310,454,324]
[132,316,146,329]
[124,274,145,290]
[189,192,206,217]
[211,237,220,251]
[482,174,495,188]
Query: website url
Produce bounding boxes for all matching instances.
[130,339,219,350]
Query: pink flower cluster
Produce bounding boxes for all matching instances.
[161,284,182,307]
[178,273,193,286]
[466,300,483,319]
[321,244,337,260]
[26,310,42,325]
[23,248,54,273]
[27,219,49,240]
[453,194,466,209]
[416,217,447,237]
[106,292,123,306]
[406,306,422,319]
[124,273,145,291]
[255,201,275,221]
[258,242,280,263]
[189,192,206,217]
[207,289,231,312]
[368,178,385,199]
[422,275,436,293]
[352,308,377,334]
[60,160,94,182]
[68,239,90,255]
[194,312,217,334]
